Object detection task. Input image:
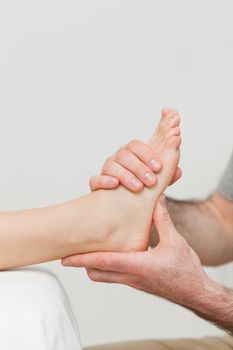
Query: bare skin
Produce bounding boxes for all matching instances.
[62,135,233,335]
[0,109,181,269]
[76,108,181,253]
[89,110,182,193]
[63,196,209,304]
[88,163,233,266]
[164,193,233,265]
[64,196,233,335]
[83,131,233,266]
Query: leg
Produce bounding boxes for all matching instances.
[84,336,233,350]
[0,110,181,269]
[97,108,181,252]
[63,109,181,266]
[0,268,82,350]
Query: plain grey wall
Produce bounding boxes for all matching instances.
[0,0,233,347]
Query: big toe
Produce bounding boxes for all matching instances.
[153,110,180,138]
[149,109,180,147]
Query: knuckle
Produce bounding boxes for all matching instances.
[128,167,142,180]
[122,173,133,184]
[116,146,125,153]
[114,149,128,163]
[134,163,144,174]
[96,257,108,270]
[105,156,113,165]
[102,157,113,173]
[127,139,140,150]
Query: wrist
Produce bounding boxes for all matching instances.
[189,276,233,323]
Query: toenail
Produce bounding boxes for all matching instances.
[169,115,178,126]
[130,178,142,188]
[150,159,160,171]
[144,172,156,183]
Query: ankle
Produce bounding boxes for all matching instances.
[64,192,111,254]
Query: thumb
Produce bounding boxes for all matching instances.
[62,251,141,274]
[153,195,176,242]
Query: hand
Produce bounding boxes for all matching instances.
[62,196,208,308]
[89,140,182,192]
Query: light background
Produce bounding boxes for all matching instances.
[0,0,233,347]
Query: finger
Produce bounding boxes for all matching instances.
[89,175,119,191]
[114,149,158,187]
[102,158,144,192]
[86,268,137,286]
[125,140,162,172]
[153,195,176,241]
[62,251,142,274]
[169,167,182,186]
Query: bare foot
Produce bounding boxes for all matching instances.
[147,108,181,195]
[94,108,181,252]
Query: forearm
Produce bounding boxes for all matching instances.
[0,192,107,270]
[164,194,233,266]
[186,277,233,334]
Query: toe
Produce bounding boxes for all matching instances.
[166,126,180,138]
[166,135,182,149]
[161,109,179,125]
[161,108,177,117]
[157,111,179,138]
[149,109,181,150]
[161,108,172,117]
[168,113,180,127]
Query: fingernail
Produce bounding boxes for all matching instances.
[144,172,156,183]
[62,259,73,267]
[150,159,160,171]
[108,178,118,185]
[130,178,141,189]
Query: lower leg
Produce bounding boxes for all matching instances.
[0,110,181,269]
